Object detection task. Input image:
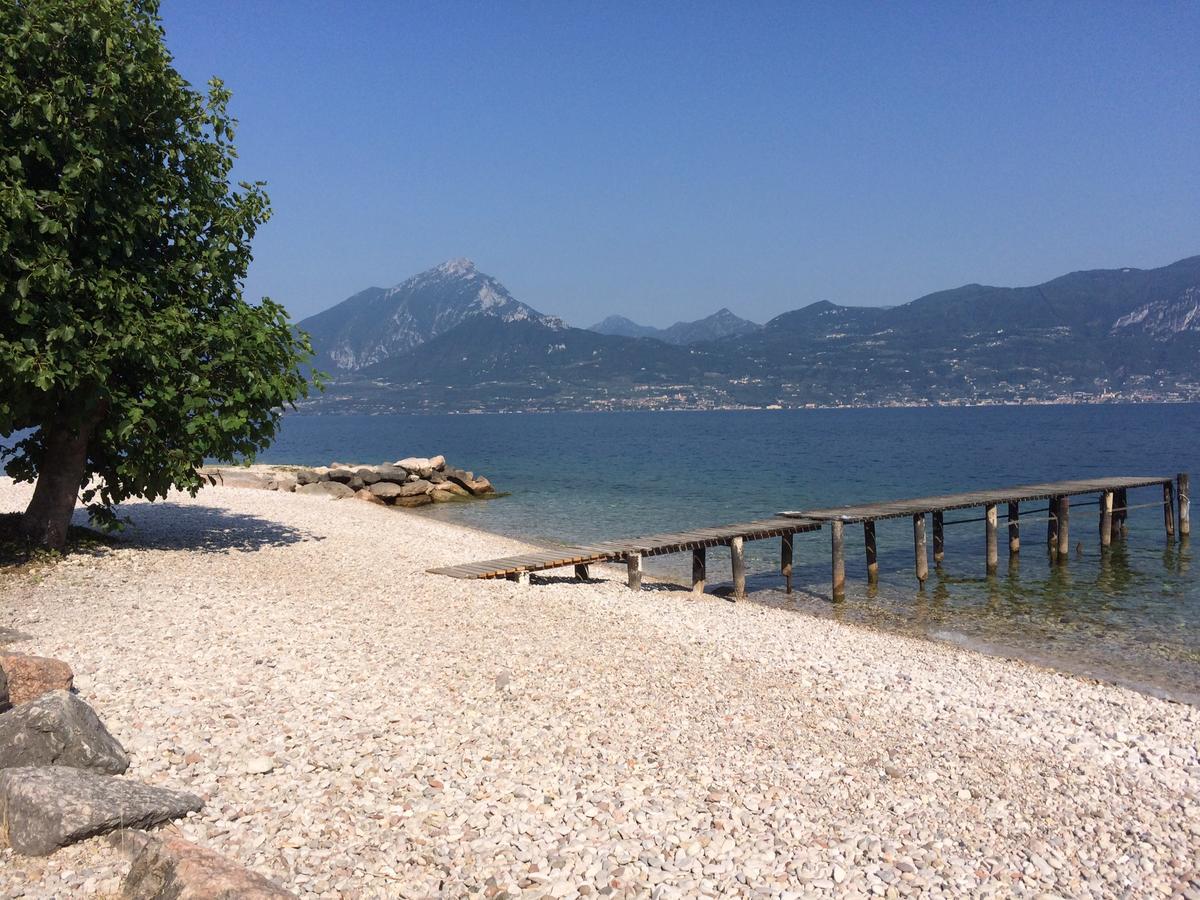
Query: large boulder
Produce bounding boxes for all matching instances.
[0,767,202,856]
[0,691,129,774]
[444,468,495,496]
[0,654,73,708]
[356,467,382,485]
[393,456,430,470]
[428,454,446,470]
[292,468,321,486]
[325,468,356,484]
[398,479,432,497]
[372,465,409,484]
[121,832,295,899]
[296,481,354,499]
[368,482,404,500]
[354,489,385,506]
[265,475,297,493]
[394,494,433,508]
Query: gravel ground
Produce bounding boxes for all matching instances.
[0,478,1198,898]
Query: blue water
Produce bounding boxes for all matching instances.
[260,404,1200,704]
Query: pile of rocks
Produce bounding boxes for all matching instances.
[0,653,292,897]
[204,455,497,509]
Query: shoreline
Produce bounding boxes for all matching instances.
[1,478,1197,896]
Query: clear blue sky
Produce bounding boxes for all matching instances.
[160,1,1199,327]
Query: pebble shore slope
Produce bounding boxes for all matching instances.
[0,479,1197,898]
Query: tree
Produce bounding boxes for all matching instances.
[1,0,318,550]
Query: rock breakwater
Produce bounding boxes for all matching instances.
[201,455,497,509]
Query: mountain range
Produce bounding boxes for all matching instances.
[296,254,1200,412]
[589,309,760,345]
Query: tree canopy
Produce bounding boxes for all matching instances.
[0,0,318,548]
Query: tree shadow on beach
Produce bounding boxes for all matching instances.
[101,501,318,553]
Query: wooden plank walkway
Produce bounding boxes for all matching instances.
[778,476,1172,523]
[777,475,1182,597]
[428,473,1190,602]
[428,516,823,594]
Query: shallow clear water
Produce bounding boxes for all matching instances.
[260,404,1200,704]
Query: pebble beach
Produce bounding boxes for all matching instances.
[0,478,1197,898]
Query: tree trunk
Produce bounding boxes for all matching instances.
[19,416,99,551]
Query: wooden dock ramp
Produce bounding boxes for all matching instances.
[779,475,1185,597]
[430,473,1189,601]
[428,516,823,597]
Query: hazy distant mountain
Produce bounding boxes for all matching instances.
[299,258,563,371]
[588,315,661,340]
[589,308,759,345]
[297,254,1200,412]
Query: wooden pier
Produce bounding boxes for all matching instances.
[428,516,822,598]
[430,474,1189,600]
[780,475,1187,598]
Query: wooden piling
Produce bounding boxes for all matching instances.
[1100,491,1113,548]
[1164,480,1176,540]
[985,504,998,573]
[913,513,928,584]
[731,536,746,599]
[1008,501,1020,555]
[1180,473,1190,537]
[627,553,643,590]
[1117,488,1128,538]
[831,521,845,599]
[692,547,706,594]
[932,510,945,564]
[1056,495,1070,557]
[574,563,590,580]
[1047,496,1060,552]
[863,520,878,584]
[781,534,794,594]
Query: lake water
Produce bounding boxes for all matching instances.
[259,404,1200,705]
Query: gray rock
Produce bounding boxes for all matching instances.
[393,456,431,471]
[372,466,409,484]
[293,469,320,486]
[356,468,382,485]
[325,468,356,484]
[121,832,295,898]
[0,766,202,856]
[297,481,354,499]
[294,482,327,496]
[394,494,434,508]
[398,479,432,497]
[266,475,297,493]
[0,691,129,774]
[347,476,365,490]
[368,482,404,500]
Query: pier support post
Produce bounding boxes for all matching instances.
[1056,496,1070,557]
[781,534,794,594]
[831,521,845,599]
[913,513,928,585]
[692,547,706,594]
[1008,501,1020,555]
[626,553,643,591]
[1164,480,1176,540]
[1100,491,1113,548]
[863,521,878,584]
[932,511,944,564]
[1180,473,1190,537]
[1116,488,1128,538]
[985,504,998,574]
[574,564,590,580]
[1047,497,1060,553]
[730,536,746,599]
